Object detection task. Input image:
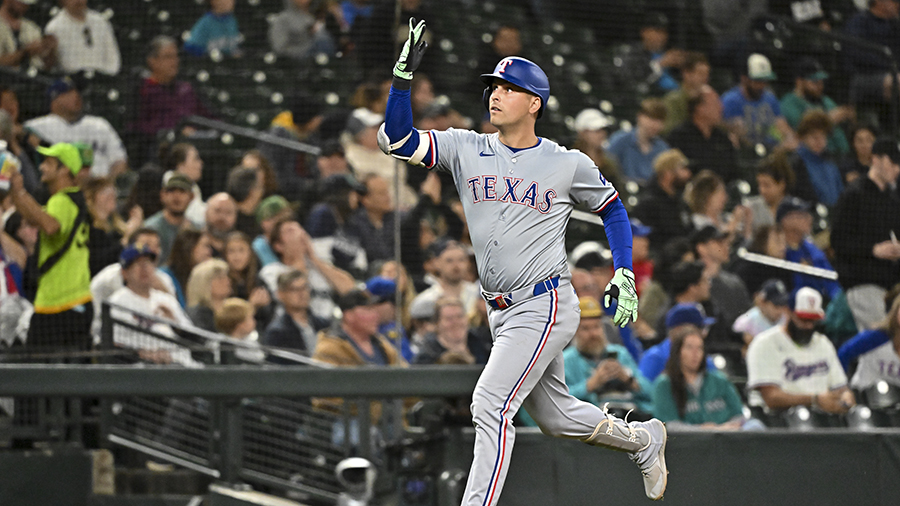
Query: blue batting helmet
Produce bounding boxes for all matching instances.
[481,57,550,119]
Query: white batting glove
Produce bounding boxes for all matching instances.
[393,18,428,81]
[603,267,638,328]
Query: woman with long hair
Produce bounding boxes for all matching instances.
[652,329,747,430]
[224,231,271,308]
[241,149,279,197]
[185,258,232,332]
[160,228,212,307]
[83,177,142,275]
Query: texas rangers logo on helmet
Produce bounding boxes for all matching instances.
[496,58,514,74]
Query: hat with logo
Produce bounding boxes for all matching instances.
[120,244,157,269]
[578,296,604,319]
[162,172,194,192]
[792,286,825,320]
[665,303,716,330]
[747,53,777,81]
[574,108,615,132]
[36,143,83,175]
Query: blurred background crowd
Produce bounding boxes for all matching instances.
[1,0,900,440]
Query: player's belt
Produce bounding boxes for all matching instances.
[482,276,560,310]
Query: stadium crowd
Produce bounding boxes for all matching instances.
[1,0,900,432]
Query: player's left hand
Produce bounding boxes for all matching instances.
[604,267,638,328]
[393,17,428,80]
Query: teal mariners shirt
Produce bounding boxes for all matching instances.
[652,370,744,425]
[518,343,652,426]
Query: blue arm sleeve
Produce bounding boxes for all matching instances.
[617,323,643,363]
[838,329,891,371]
[384,80,420,158]
[597,197,633,271]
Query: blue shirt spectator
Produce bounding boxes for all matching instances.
[721,85,783,147]
[784,240,842,301]
[607,99,670,182]
[184,7,241,57]
[795,144,843,207]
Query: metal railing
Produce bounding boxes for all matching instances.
[0,302,480,503]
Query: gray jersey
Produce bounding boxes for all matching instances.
[430,129,618,293]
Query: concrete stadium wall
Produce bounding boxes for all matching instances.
[443,428,900,506]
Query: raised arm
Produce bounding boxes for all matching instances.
[377,18,435,168]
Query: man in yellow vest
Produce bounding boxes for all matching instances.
[9,142,92,354]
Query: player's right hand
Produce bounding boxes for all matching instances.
[604,267,638,328]
[393,17,428,80]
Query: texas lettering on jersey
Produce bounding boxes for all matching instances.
[465,175,557,214]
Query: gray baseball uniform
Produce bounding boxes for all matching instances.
[383,32,666,503]
[425,129,626,505]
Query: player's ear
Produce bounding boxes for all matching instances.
[529,97,541,117]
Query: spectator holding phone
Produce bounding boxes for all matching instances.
[562,297,652,416]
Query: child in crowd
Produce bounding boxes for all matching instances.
[732,279,790,355]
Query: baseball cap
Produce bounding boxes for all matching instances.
[571,241,613,270]
[120,244,157,269]
[792,286,825,320]
[409,296,435,320]
[366,276,396,303]
[776,197,812,223]
[665,303,716,330]
[578,296,604,319]
[574,108,615,132]
[338,289,379,312]
[872,137,900,163]
[690,225,728,248]
[345,107,383,137]
[319,173,367,195]
[795,58,829,81]
[72,142,94,169]
[36,143,83,175]
[641,12,669,29]
[256,195,291,224]
[162,172,193,192]
[630,219,652,238]
[759,279,789,307]
[747,53,777,81]
[47,77,78,102]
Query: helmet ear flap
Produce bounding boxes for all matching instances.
[482,87,491,113]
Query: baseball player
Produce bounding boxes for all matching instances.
[379,19,668,504]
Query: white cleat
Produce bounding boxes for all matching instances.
[629,419,668,500]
